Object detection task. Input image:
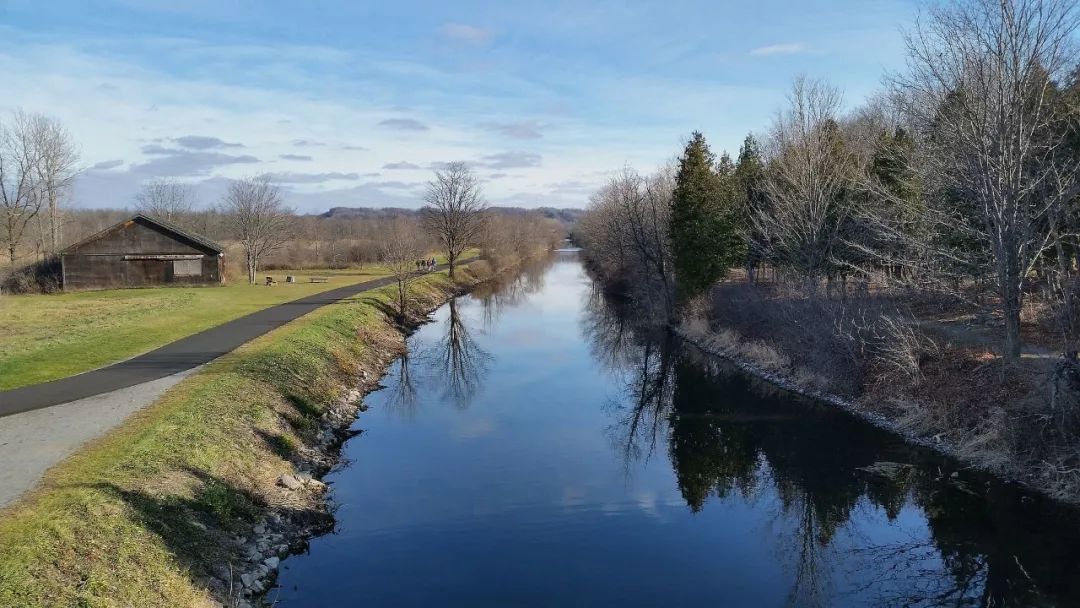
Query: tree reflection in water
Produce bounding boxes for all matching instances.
[384,256,553,414]
[471,254,551,330]
[384,352,419,419]
[428,298,491,408]
[581,285,1080,607]
[582,285,675,470]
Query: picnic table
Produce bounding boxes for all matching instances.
[309,276,329,284]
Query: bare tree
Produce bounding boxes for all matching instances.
[421,161,487,278]
[577,165,676,319]
[754,76,854,279]
[0,112,43,265]
[223,175,293,284]
[381,217,425,319]
[895,0,1080,359]
[134,178,195,224]
[26,112,78,254]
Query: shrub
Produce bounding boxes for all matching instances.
[0,257,62,294]
[709,281,864,395]
[707,279,937,396]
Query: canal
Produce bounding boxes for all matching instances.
[274,251,1080,607]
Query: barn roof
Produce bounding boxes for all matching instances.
[61,214,225,255]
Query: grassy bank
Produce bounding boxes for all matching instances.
[0,268,392,391]
[0,261,497,607]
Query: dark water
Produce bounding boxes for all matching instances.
[274,252,1080,607]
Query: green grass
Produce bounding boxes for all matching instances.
[0,266,481,607]
[0,268,390,391]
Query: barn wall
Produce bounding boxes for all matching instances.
[61,218,224,290]
[61,254,223,290]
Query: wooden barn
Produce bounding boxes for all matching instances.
[60,214,225,290]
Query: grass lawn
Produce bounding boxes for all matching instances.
[0,268,390,391]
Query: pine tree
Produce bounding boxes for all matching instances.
[734,134,766,281]
[864,128,926,278]
[669,132,742,302]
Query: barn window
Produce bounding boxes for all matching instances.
[173,259,202,277]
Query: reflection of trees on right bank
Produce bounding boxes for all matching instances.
[470,253,552,330]
[583,285,675,468]
[581,285,1080,607]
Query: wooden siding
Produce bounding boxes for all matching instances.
[61,217,224,290]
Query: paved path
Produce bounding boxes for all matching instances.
[0,262,473,509]
[0,264,464,418]
[0,368,198,508]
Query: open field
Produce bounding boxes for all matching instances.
[0,263,490,607]
[0,268,390,391]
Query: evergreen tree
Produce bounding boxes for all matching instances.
[869,128,920,211]
[734,134,766,280]
[669,132,743,302]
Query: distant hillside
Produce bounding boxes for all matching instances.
[319,207,418,219]
[320,206,585,226]
[489,206,586,225]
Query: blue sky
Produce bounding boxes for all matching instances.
[0,0,916,212]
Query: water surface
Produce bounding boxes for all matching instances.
[275,252,1080,607]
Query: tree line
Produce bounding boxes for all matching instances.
[2,118,563,294]
[579,0,1080,362]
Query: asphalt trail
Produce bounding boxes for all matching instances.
[0,263,464,418]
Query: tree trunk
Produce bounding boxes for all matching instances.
[1002,279,1022,360]
[1054,227,1073,348]
[49,196,61,254]
[448,252,456,279]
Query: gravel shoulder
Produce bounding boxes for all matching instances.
[0,368,199,509]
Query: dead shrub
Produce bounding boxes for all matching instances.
[708,281,865,396]
[739,340,790,374]
[462,259,493,282]
[0,257,62,294]
[861,314,939,384]
[707,278,941,396]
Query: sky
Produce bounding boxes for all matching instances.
[0,0,916,213]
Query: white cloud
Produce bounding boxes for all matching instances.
[266,171,360,183]
[378,118,429,131]
[383,161,422,170]
[481,120,549,140]
[90,159,124,170]
[441,23,493,46]
[1,31,669,212]
[173,135,243,149]
[748,42,808,57]
[131,149,260,176]
[481,151,541,169]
